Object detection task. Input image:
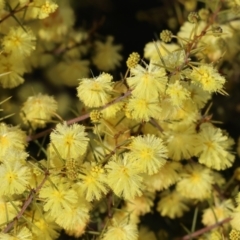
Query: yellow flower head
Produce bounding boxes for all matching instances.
[77,72,113,108]
[50,122,89,159]
[21,93,58,129]
[55,191,91,233]
[0,123,27,159]
[78,163,108,202]
[126,97,162,122]
[0,160,31,196]
[39,176,78,219]
[190,64,226,94]
[0,55,25,88]
[0,227,32,240]
[39,0,58,19]
[93,36,123,71]
[128,134,168,175]
[144,161,182,191]
[29,0,58,19]
[195,123,235,170]
[2,26,36,57]
[157,190,189,219]
[102,218,138,240]
[165,123,196,161]
[127,61,168,101]
[176,163,213,200]
[166,80,190,107]
[202,199,233,227]
[0,196,21,226]
[106,154,143,200]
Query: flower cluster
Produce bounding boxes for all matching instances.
[1,1,240,240]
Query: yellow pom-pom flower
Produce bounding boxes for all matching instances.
[0,159,31,196]
[50,122,89,159]
[144,161,182,191]
[38,0,58,19]
[157,190,190,219]
[0,197,21,226]
[165,124,196,161]
[190,64,226,94]
[21,93,58,129]
[126,61,168,101]
[29,0,58,19]
[77,72,113,108]
[126,97,162,122]
[0,123,27,159]
[29,207,61,240]
[202,199,233,227]
[128,134,168,175]
[176,163,213,200]
[102,218,138,240]
[166,80,190,107]
[78,163,108,202]
[39,176,78,219]
[194,123,235,170]
[0,55,26,88]
[55,190,91,233]
[0,227,32,240]
[105,154,143,200]
[92,36,122,71]
[2,26,36,57]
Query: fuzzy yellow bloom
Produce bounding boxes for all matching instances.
[28,0,58,19]
[77,73,113,108]
[50,122,89,159]
[186,83,211,109]
[55,191,91,233]
[2,26,36,57]
[39,0,58,19]
[92,36,122,71]
[0,160,31,196]
[166,80,190,107]
[128,134,168,175]
[106,154,143,200]
[194,123,235,170]
[144,161,182,191]
[39,176,78,219]
[102,218,138,240]
[53,60,90,86]
[0,227,32,240]
[36,1,74,42]
[78,163,108,201]
[125,192,155,217]
[0,197,21,226]
[0,123,27,159]
[126,97,162,122]
[202,199,233,227]
[0,55,26,88]
[165,124,196,161]
[144,40,179,61]
[28,208,60,240]
[157,190,190,219]
[176,163,213,200]
[190,64,226,94]
[126,61,168,101]
[21,93,58,129]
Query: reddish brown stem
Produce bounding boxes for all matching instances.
[177,217,232,240]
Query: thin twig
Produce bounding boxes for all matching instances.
[177,217,232,240]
